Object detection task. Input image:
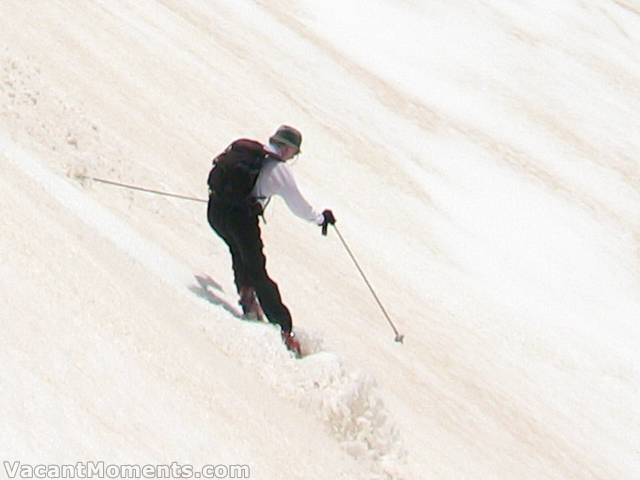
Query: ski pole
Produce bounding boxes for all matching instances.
[331,224,404,343]
[76,175,207,203]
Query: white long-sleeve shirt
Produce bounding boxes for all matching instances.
[252,144,324,225]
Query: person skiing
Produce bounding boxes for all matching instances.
[206,125,336,355]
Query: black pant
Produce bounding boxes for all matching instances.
[207,198,292,333]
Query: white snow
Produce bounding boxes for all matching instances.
[1,0,639,479]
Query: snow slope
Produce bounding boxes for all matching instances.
[1,0,639,478]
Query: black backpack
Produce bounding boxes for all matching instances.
[207,139,280,206]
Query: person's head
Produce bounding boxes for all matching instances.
[269,125,302,161]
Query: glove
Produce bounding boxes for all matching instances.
[321,209,336,236]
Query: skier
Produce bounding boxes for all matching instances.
[206,125,336,355]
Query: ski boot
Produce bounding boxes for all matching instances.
[282,330,302,358]
[238,286,264,321]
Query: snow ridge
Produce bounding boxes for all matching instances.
[194,290,409,480]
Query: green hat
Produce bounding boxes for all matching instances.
[270,125,302,152]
